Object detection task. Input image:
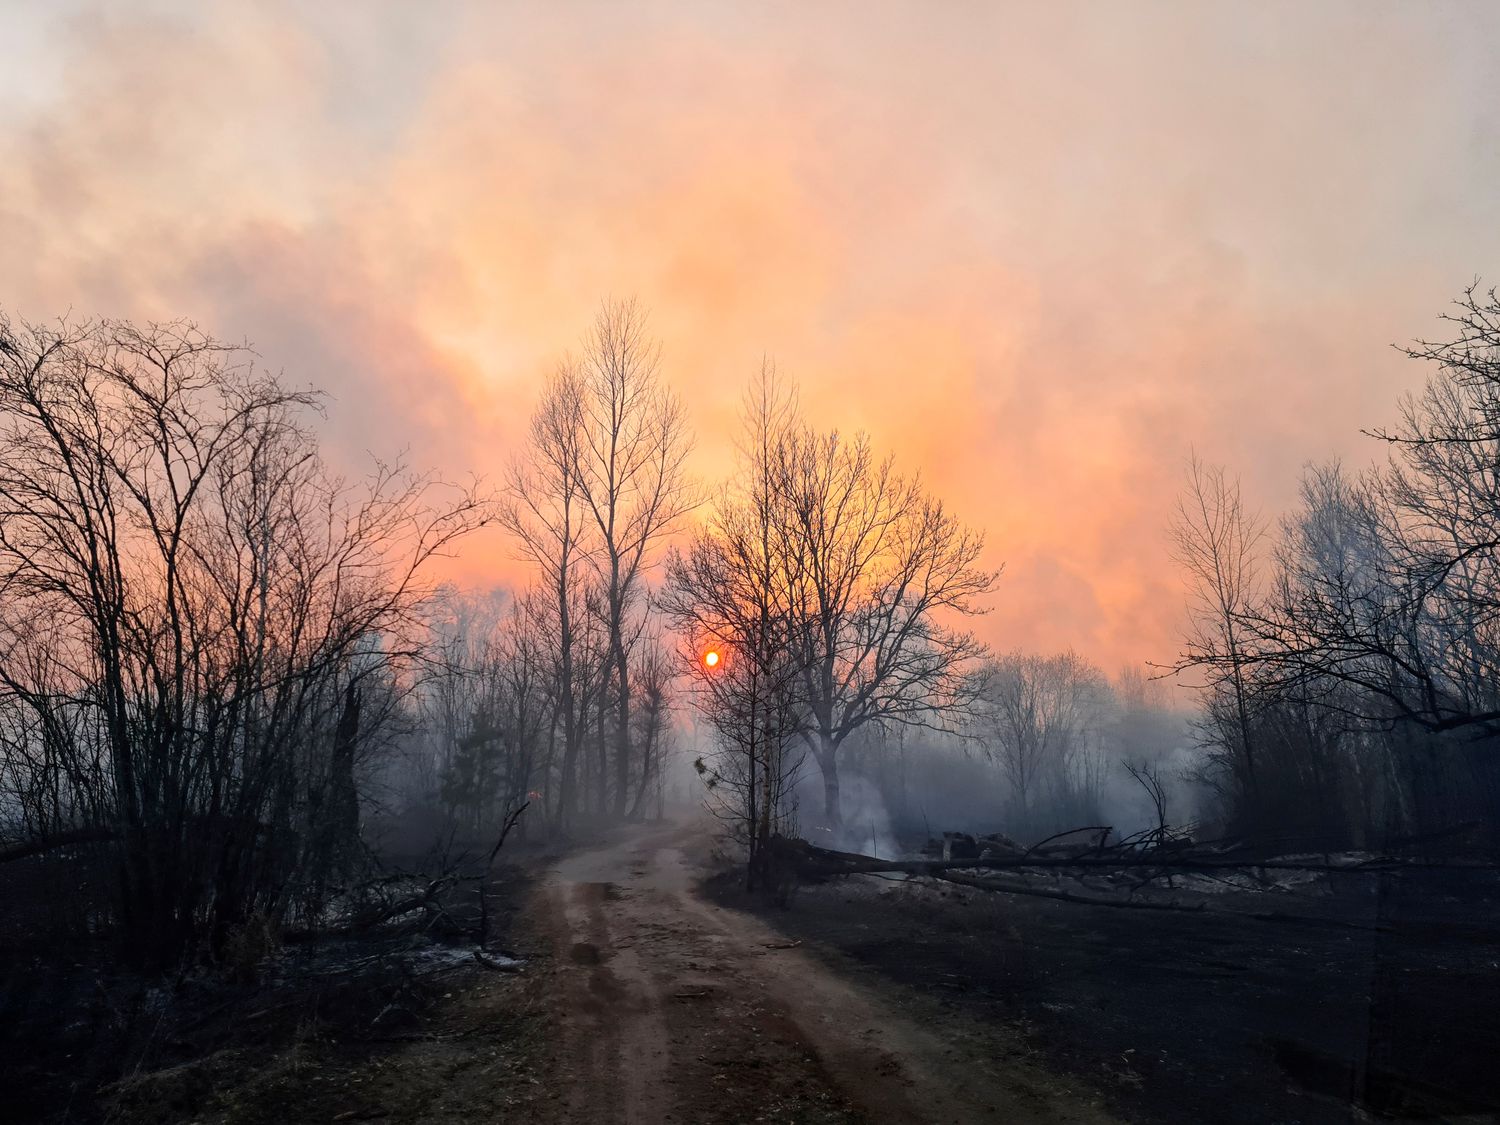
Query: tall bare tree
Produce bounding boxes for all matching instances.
[504,302,693,824]
[663,371,807,887]
[1172,453,1266,813]
[778,425,997,826]
[669,369,994,831]
[573,300,695,817]
[501,364,595,826]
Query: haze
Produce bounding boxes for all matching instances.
[4,0,1499,668]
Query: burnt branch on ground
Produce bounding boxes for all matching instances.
[770,823,1494,921]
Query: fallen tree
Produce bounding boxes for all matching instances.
[768,824,1493,922]
[286,802,531,946]
[772,834,1479,879]
[0,826,118,864]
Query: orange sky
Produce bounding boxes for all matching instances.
[4,1,1500,673]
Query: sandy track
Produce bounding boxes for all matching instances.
[530,819,1119,1125]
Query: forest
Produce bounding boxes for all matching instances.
[2,287,1499,1121]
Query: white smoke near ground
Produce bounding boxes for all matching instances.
[1101,742,1204,837]
[781,664,1205,858]
[797,770,900,859]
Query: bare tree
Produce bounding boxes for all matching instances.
[663,371,807,889]
[667,368,995,838]
[982,651,1109,836]
[501,364,596,828]
[1123,758,1169,839]
[777,423,997,826]
[572,300,695,817]
[0,312,491,966]
[1172,453,1266,816]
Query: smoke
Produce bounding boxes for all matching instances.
[1095,744,1204,839]
[3,3,1500,673]
[796,770,900,859]
[793,660,1203,853]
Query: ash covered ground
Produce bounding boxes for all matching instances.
[710,849,1500,1124]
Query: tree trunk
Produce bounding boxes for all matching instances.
[555,564,580,830]
[328,680,362,868]
[611,620,632,819]
[627,712,657,821]
[818,736,842,826]
[596,688,610,817]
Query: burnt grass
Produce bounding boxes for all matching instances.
[710,861,1500,1124]
[0,862,545,1125]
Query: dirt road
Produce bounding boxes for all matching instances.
[529,819,1117,1125]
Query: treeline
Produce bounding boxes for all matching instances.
[9,285,1497,967]
[0,302,709,969]
[975,659,1186,840]
[417,348,1000,891]
[0,297,997,958]
[1178,286,1500,851]
[396,584,677,842]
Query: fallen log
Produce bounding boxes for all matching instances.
[773,835,1420,926]
[0,826,118,863]
[771,835,1472,878]
[282,873,464,943]
[934,870,1207,912]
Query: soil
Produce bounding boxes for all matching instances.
[526,818,1118,1124]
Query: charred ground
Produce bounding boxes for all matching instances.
[709,844,1500,1124]
[1,857,548,1125]
[7,816,1500,1124]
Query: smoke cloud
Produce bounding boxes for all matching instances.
[3,1,1499,669]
